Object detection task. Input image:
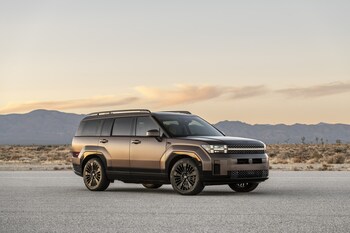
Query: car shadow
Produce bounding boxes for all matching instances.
[105,187,175,194]
[104,186,269,196]
[76,185,310,197]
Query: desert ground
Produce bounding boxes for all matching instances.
[0,144,349,171]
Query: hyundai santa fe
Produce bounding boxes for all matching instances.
[71,109,269,195]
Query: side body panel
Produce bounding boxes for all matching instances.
[99,136,130,169]
[129,137,167,171]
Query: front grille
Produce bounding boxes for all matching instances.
[228,144,265,149]
[231,170,269,179]
[227,144,266,154]
[228,150,265,154]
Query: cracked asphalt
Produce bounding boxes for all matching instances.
[0,171,349,233]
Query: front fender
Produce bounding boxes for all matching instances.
[160,145,212,172]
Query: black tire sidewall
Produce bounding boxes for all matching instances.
[170,158,204,195]
[142,184,163,189]
[83,158,110,191]
[228,183,259,192]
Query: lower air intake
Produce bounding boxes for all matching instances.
[231,170,269,179]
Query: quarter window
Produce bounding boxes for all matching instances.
[77,120,103,136]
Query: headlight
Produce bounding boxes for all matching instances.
[202,145,228,154]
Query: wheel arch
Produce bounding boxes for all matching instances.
[161,145,212,176]
[165,153,202,179]
[81,152,108,171]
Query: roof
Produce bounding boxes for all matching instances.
[83,109,192,120]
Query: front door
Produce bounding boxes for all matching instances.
[130,116,167,173]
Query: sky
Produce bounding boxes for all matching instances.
[0,0,350,124]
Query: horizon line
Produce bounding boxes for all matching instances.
[1,108,349,126]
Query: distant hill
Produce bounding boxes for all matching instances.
[215,121,350,144]
[0,110,350,145]
[0,110,85,145]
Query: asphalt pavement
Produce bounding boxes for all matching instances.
[0,171,349,233]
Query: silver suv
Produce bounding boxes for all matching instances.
[72,109,269,195]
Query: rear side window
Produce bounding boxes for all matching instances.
[101,118,114,136]
[76,120,103,136]
[112,117,134,136]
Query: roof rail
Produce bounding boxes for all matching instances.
[88,109,151,116]
[161,111,192,114]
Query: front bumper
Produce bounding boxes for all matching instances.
[202,153,269,185]
[202,170,268,185]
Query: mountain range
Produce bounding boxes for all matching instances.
[0,110,85,145]
[0,109,349,145]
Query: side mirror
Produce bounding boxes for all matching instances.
[146,129,160,137]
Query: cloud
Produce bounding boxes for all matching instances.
[134,84,269,107]
[0,84,270,113]
[277,82,350,98]
[0,96,139,114]
[227,85,269,99]
[135,84,223,107]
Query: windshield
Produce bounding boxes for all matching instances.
[154,114,223,137]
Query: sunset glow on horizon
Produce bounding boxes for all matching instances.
[1,1,350,124]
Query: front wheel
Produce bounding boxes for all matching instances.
[170,158,204,195]
[83,158,110,191]
[142,184,163,189]
[228,183,259,192]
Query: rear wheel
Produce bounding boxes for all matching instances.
[228,183,259,192]
[83,158,110,191]
[170,158,204,195]
[142,184,163,189]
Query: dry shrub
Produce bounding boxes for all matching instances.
[311,151,322,160]
[57,146,66,151]
[327,154,346,164]
[271,158,288,164]
[306,158,318,164]
[319,163,332,171]
[334,146,346,153]
[292,157,302,163]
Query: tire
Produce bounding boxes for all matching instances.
[228,183,259,192]
[170,158,204,195]
[83,158,110,191]
[142,184,163,189]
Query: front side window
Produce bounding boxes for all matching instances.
[136,117,160,136]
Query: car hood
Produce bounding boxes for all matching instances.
[177,136,265,147]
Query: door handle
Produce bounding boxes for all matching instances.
[131,140,141,144]
[99,139,109,143]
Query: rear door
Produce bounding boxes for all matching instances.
[99,117,134,170]
[129,116,167,173]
